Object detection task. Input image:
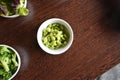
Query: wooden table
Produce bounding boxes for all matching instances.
[0,0,120,80]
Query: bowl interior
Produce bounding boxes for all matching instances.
[37,18,73,55]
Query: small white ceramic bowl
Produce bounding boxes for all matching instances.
[0,44,21,79]
[2,0,27,18]
[37,18,74,55]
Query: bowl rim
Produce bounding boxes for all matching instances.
[0,44,21,79]
[37,18,74,55]
[1,0,27,18]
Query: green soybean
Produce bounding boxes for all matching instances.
[42,23,69,50]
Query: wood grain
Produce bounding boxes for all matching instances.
[0,0,120,80]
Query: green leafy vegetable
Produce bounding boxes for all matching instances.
[16,5,29,16]
[0,46,19,80]
[0,0,29,16]
[42,23,69,49]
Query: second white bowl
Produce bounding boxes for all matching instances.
[37,18,74,55]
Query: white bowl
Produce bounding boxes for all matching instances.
[2,0,27,18]
[37,18,74,55]
[0,44,21,79]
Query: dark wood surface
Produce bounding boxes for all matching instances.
[0,0,120,80]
